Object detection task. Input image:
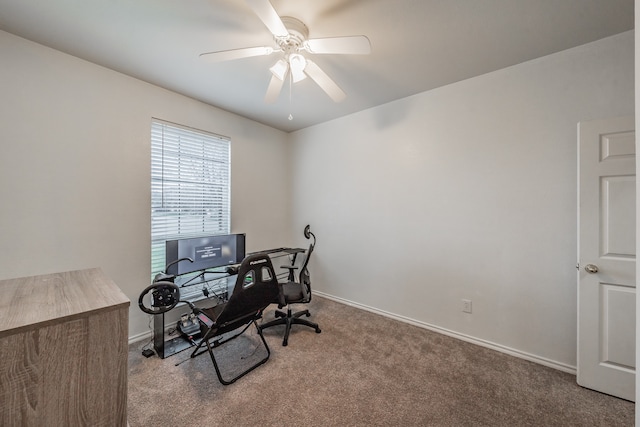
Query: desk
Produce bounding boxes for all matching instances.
[153,247,304,359]
[251,247,305,280]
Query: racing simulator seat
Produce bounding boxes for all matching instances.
[139,252,282,385]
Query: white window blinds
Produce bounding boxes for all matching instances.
[151,119,231,277]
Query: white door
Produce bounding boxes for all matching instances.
[577,115,636,401]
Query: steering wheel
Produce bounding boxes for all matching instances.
[138,281,181,315]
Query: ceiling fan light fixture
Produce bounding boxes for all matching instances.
[291,70,306,83]
[270,59,289,80]
[289,53,307,83]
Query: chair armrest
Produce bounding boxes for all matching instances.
[280,265,298,281]
[276,282,287,308]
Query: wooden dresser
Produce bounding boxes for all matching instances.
[0,268,130,426]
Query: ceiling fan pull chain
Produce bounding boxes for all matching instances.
[288,70,293,121]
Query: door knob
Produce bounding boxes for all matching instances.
[584,264,599,274]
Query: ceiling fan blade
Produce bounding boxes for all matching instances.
[304,60,346,103]
[265,74,285,104]
[199,46,275,63]
[303,36,371,55]
[245,0,289,38]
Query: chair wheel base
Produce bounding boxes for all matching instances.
[260,306,320,346]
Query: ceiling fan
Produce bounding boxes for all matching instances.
[199,0,371,104]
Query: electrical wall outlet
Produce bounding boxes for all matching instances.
[462,299,472,313]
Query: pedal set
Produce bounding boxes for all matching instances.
[177,313,200,337]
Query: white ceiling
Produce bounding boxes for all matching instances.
[0,0,633,132]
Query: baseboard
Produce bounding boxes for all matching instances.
[314,291,577,375]
[129,329,152,345]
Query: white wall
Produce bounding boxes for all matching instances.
[0,30,292,338]
[290,31,634,370]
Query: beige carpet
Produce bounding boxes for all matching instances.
[127,296,634,426]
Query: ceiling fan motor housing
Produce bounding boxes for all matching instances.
[277,16,309,55]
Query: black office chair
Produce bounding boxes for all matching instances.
[186,253,282,384]
[260,225,321,346]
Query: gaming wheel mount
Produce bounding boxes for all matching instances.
[138,281,181,315]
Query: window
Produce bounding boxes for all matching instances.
[151,119,231,281]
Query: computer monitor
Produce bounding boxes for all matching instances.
[165,233,246,276]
